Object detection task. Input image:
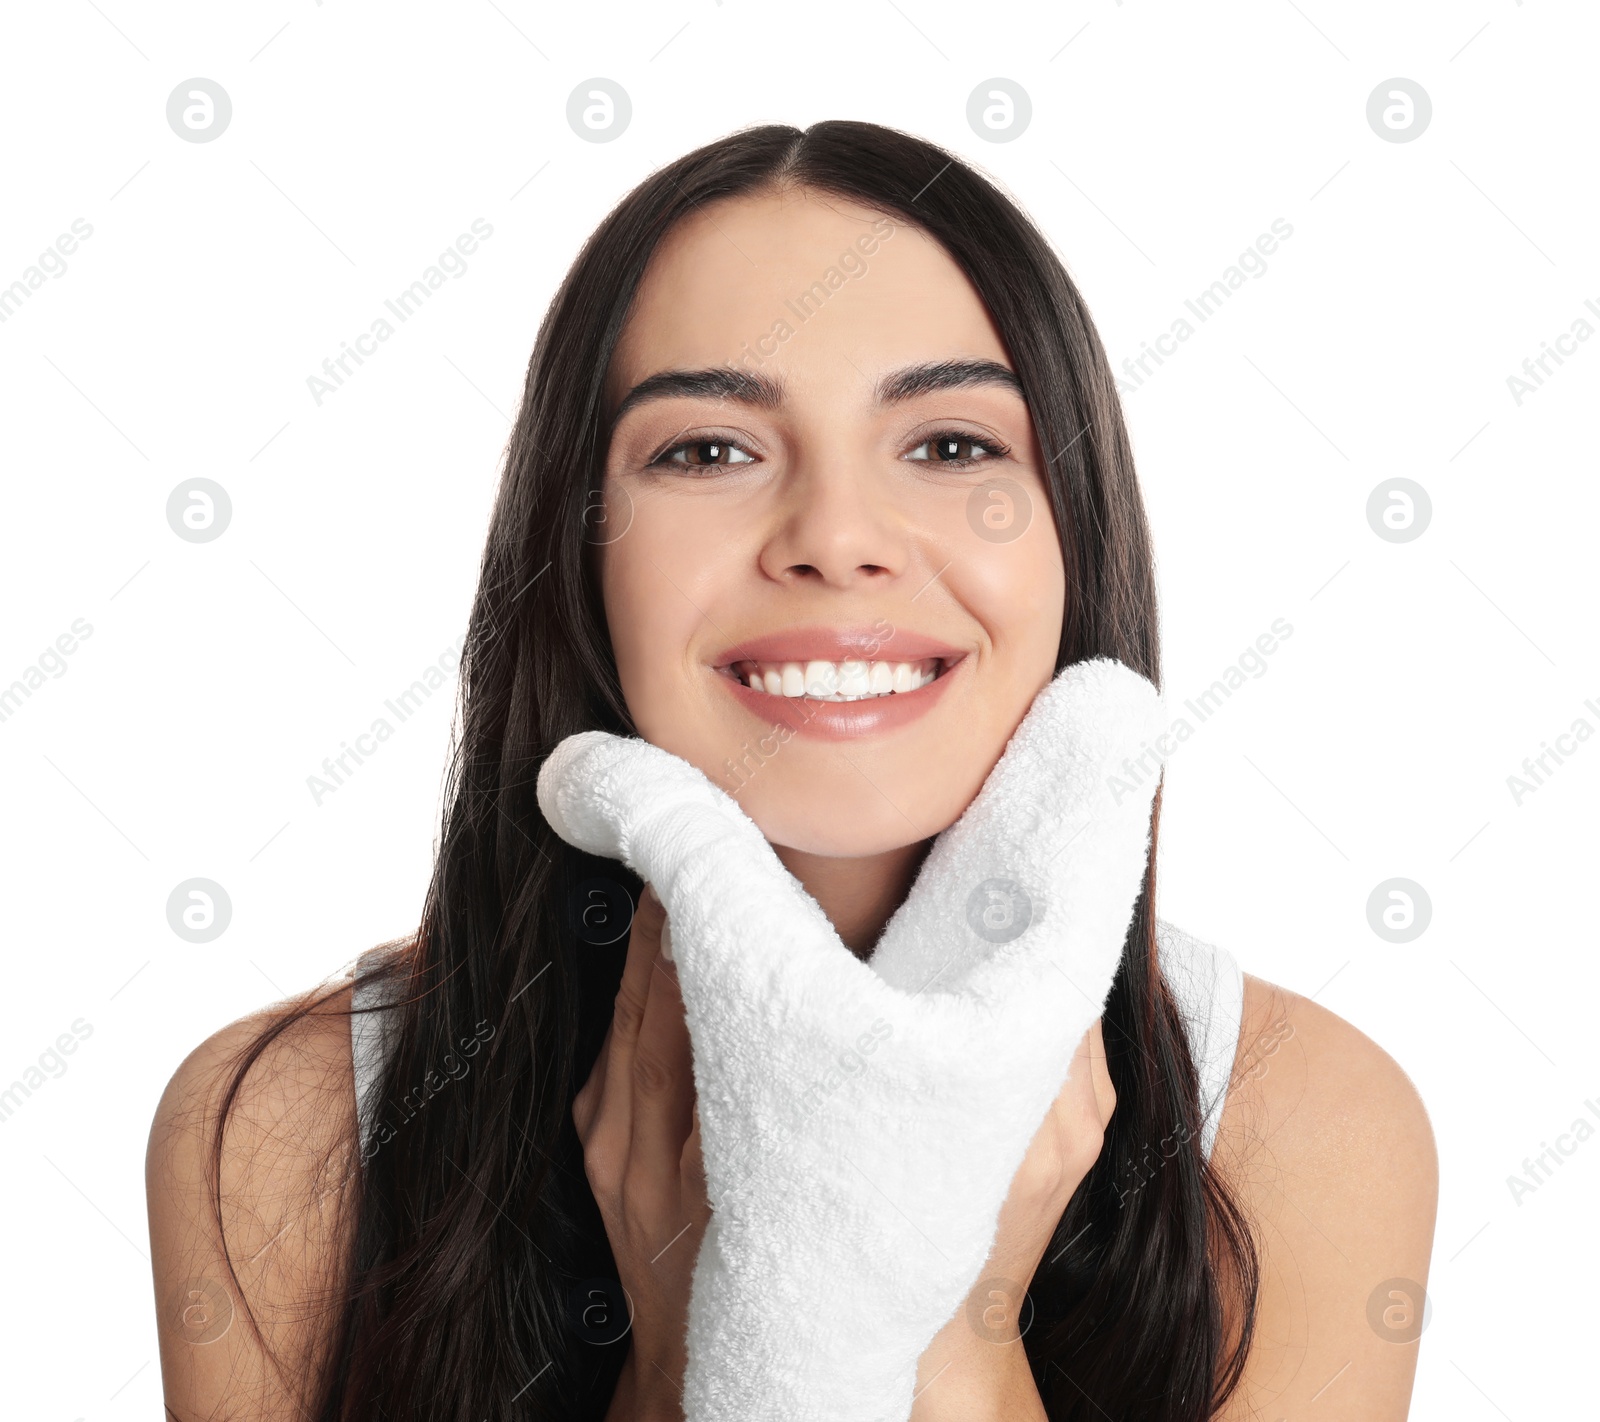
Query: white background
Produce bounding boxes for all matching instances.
[1,1,1594,1416]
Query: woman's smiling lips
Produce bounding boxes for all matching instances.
[709,624,968,741]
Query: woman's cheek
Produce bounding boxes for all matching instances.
[599,501,678,691]
[965,532,1064,671]
[601,497,732,753]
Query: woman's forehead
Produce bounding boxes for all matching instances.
[606,189,1006,412]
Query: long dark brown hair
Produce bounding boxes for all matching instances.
[202,119,1258,1420]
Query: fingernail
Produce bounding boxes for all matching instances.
[659,916,674,964]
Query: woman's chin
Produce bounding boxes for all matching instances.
[736,790,952,860]
[768,828,918,859]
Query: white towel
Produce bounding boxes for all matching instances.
[537,656,1168,1421]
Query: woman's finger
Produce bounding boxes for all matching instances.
[628,914,695,1176]
[684,1104,706,1195]
[595,884,668,1146]
[572,1019,612,1141]
[1018,1018,1114,1209]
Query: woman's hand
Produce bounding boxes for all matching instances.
[909,1017,1115,1420]
[574,884,708,1422]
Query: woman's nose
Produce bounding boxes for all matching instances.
[756,454,911,589]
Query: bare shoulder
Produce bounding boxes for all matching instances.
[1216,973,1437,1163]
[146,978,361,1421]
[1213,973,1439,1421]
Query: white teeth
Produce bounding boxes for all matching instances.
[838,660,870,696]
[804,660,839,697]
[727,657,946,701]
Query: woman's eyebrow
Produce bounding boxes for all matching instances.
[610,367,781,428]
[608,357,1023,429]
[875,358,1023,405]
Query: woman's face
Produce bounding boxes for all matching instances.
[597,184,1065,857]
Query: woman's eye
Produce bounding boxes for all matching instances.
[905,431,1009,468]
[649,438,757,470]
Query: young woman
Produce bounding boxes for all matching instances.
[146,120,1438,1421]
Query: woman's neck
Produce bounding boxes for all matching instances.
[772,838,934,960]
